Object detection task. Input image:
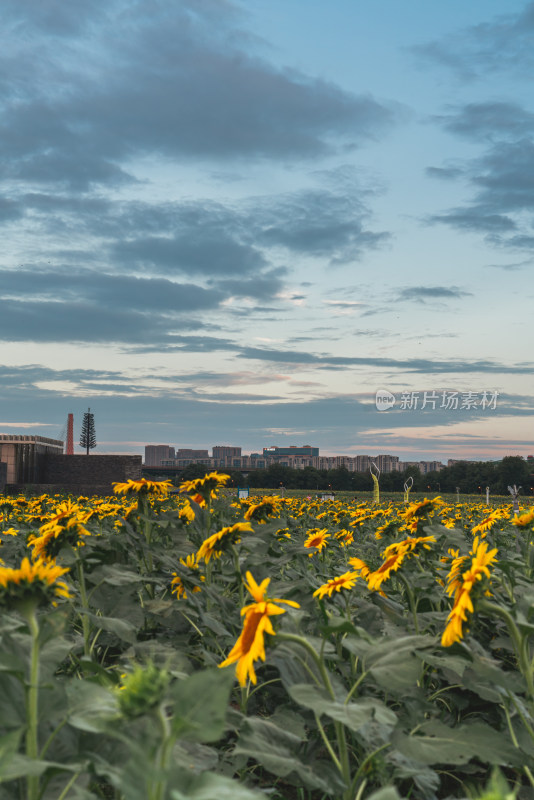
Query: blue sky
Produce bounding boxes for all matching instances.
[1,0,533,461]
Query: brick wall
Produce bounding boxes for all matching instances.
[43,454,142,491]
[0,461,6,493]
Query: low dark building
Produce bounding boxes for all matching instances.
[0,433,142,495]
[0,434,64,485]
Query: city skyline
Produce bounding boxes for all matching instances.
[144,442,522,471]
[1,1,534,459]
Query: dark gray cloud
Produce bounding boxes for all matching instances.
[0,0,398,191]
[425,166,464,181]
[236,346,532,374]
[428,210,517,234]
[419,8,534,248]
[397,286,473,302]
[414,3,534,79]
[0,299,184,344]
[0,198,23,222]
[486,259,533,271]
[434,102,534,140]
[254,187,389,264]
[1,270,224,312]
[428,135,534,244]
[111,232,268,277]
[4,0,109,37]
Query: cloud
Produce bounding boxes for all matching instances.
[0,269,224,311]
[397,286,473,302]
[486,259,534,271]
[427,210,517,235]
[111,232,268,277]
[0,0,398,192]
[236,346,533,374]
[434,102,534,140]
[427,137,534,244]
[413,3,534,79]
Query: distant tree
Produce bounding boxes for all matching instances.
[79,408,96,455]
[328,467,353,490]
[178,463,208,481]
[496,456,530,495]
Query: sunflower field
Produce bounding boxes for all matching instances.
[1,476,534,800]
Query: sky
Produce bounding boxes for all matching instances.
[1,0,534,462]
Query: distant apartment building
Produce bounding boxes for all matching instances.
[144,445,175,466]
[419,460,443,474]
[263,445,319,458]
[212,446,243,468]
[176,449,209,459]
[213,446,242,460]
[354,455,372,472]
[398,460,444,473]
[373,454,399,473]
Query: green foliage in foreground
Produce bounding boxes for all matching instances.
[0,488,533,800]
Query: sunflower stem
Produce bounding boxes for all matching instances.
[25,608,40,800]
[276,633,351,791]
[478,599,534,701]
[76,558,92,658]
[397,572,419,634]
[152,703,172,800]
[232,545,244,606]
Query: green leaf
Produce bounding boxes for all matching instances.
[172,741,219,772]
[366,787,405,800]
[0,755,83,783]
[341,633,433,692]
[86,613,138,644]
[90,565,144,586]
[66,680,119,732]
[171,667,235,742]
[170,770,265,800]
[0,729,23,778]
[392,719,522,766]
[234,716,346,794]
[320,615,359,636]
[288,683,396,730]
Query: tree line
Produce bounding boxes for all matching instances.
[174,456,534,497]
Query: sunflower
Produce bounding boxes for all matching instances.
[367,551,407,591]
[179,472,230,503]
[511,508,534,528]
[366,535,436,592]
[0,557,71,611]
[471,509,506,536]
[113,479,172,497]
[304,529,330,553]
[402,497,444,524]
[244,500,280,522]
[441,536,498,647]
[118,662,169,719]
[178,502,196,523]
[313,571,360,599]
[334,529,354,546]
[195,522,254,564]
[347,556,370,578]
[443,548,469,599]
[219,571,299,686]
[29,515,91,560]
[171,554,204,599]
